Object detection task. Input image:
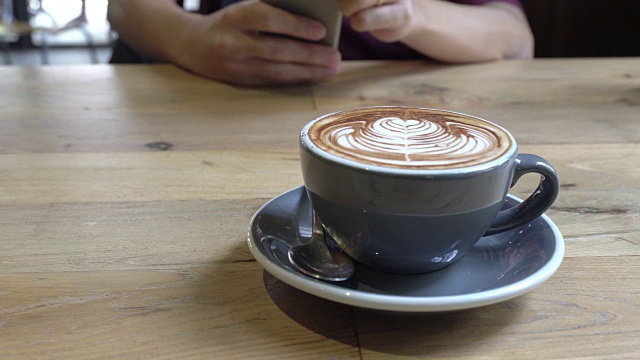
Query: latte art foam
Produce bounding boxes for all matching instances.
[307,107,512,169]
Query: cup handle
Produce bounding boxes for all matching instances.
[484,154,559,236]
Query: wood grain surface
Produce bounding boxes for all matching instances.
[1,59,638,359]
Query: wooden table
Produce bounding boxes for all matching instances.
[1,59,638,359]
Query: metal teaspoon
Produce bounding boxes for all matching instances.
[288,211,354,281]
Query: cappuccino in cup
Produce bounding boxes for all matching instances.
[307,107,511,170]
[300,107,559,274]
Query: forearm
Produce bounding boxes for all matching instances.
[403,0,533,62]
[107,0,201,63]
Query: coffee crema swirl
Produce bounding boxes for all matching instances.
[307,107,512,169]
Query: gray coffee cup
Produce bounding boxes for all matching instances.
[300,106,559,274]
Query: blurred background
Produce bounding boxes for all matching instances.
[1,0,639,66]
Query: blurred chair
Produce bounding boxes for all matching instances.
[32,0,98,64]
[0,0,48,64]
[1,0,99,65]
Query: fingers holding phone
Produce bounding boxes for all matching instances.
[339,0,413,43]
[183,0,340,86]
[261,0,342,47]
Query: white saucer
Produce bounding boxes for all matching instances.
[247,187,564,313]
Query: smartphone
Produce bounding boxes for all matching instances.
[262,0,342,47]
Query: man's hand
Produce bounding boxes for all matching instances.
[179,0,341,86]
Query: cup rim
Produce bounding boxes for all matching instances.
[300,106,518,177]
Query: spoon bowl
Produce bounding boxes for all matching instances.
[288,211,354,281]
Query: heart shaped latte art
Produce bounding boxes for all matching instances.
[311,110,509,169]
